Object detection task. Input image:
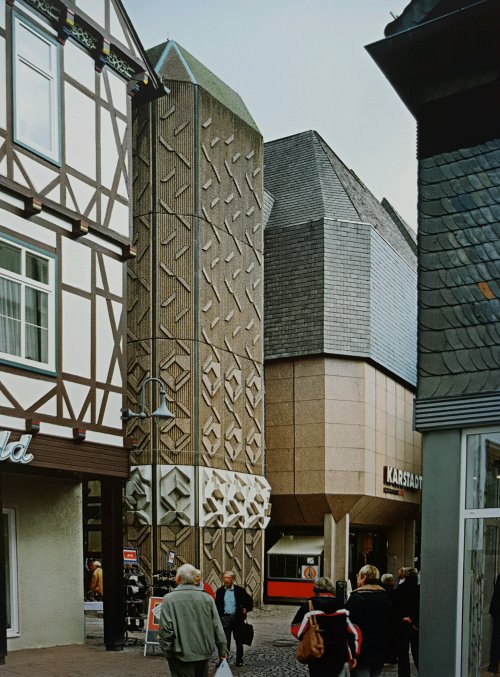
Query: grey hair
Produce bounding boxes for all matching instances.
[176,563,197,585]
[223,570,235,579]
[381,573,394,584]
[313,576,335,594]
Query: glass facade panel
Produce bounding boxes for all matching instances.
[462,517,500,676]
[466,432,500,510]
[0,278,21,356]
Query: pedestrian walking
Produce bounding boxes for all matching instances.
[346,564,392,677]
[215,570,253,667]
[392,566,419,677]
[291,576,361,677]
[158,563,228,677]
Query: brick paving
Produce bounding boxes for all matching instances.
[0,606,417,676]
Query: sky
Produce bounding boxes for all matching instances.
[122,0,418,231]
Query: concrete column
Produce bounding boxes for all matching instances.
[334,514,350,583]
[323,513,335,580]
[387,519,416,573]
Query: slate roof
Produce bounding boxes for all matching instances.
[385,0,483,36]
[264,130,416,269]
[418,138,500,397]
[146,40,259,132]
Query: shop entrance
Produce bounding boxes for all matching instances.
[349,528,388,581]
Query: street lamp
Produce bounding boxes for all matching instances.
[121,377,174,421]
[122,376,174,590]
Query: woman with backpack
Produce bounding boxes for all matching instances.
[291,576,361,677]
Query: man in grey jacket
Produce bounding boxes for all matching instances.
[159,563,228,677]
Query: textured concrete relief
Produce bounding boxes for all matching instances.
[200,468,271,529]
[124,465,152,525]
[157,465,194,526]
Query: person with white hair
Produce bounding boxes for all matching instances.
[159,563,228,676]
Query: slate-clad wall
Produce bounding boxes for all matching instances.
[418,139,500,399]
[323,219,370,357]
[370,229,418,385]
[264,220,325,358]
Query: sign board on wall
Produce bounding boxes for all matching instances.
[301,565,318,580]
[0,431,33,464]
[384,466,423,495]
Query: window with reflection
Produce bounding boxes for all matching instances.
[466,432,500,510]
[13,15,60,163]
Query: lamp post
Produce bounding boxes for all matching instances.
[122,377,174,585]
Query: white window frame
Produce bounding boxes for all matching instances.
[12,14,61,164]
[3,508,19,638]
[458,426,500,676]
[0,235,56,373]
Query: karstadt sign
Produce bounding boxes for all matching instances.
[384,466,422,492]
[0,431,34,464]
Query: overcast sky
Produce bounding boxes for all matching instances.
[122,0,417,230]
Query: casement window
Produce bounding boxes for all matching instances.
[0,236,56,373]
[3,508,19,638]
[12,14,61,163]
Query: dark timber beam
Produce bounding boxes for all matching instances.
[101,478,125,651]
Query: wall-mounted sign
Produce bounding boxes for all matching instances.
[301,565,318,580]
[384,466,422,492]
[0,432,33,464]
[123,547,139,564]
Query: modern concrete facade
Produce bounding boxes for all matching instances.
[264,131,421,596]
[368,2,500,674]
[126,41,270,601]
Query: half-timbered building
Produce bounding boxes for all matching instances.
[0,0,160,657]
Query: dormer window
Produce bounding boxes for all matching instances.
[12,15,61,164]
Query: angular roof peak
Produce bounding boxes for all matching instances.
[146,40,259,133]
[264,130,416,267]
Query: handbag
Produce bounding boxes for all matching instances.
[235,619,254,646]
[296,600,324,664]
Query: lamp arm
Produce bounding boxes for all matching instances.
[139,377,167,416]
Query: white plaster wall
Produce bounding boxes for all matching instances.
[3,473,84,650]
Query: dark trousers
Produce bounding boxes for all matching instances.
[221,614,243,661]
[167,655,209,677]
[397,627,419,677]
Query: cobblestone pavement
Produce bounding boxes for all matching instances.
[0,605,417,676]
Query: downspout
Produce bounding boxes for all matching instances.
[151,100,159,574]
[193,84,200,568]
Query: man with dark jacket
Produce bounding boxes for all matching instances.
[392,567,419,677]
[346,564,392,677]
[215,570,253,667]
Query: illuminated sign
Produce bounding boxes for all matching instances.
[0,431,34,464]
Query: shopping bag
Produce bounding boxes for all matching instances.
[214,659,233,677]
[235,620,254,646]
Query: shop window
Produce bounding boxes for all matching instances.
[0,236,56,373]
[269,554,321,580]
[12,14,61,164]
[3,508,19,637]
[466,432,500,510]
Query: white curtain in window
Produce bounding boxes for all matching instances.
[0,277,21,356]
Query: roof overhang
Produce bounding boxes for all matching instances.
[267,535,324,556]
[366,0,500,118]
